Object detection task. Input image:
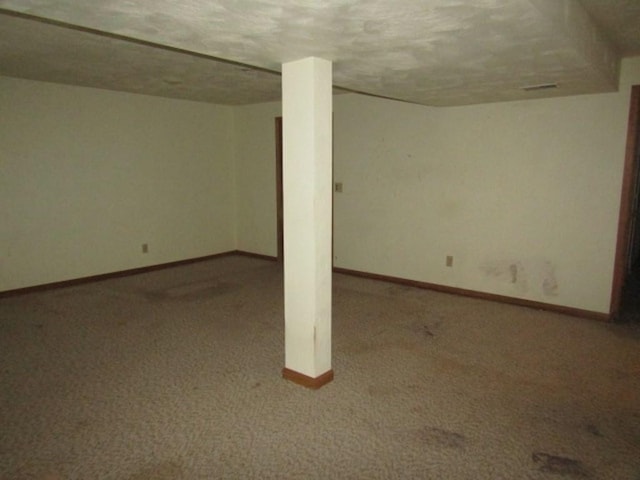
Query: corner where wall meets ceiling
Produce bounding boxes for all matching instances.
[0,0,639,106]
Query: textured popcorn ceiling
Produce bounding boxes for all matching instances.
[0,0,638,106]
[580,0,640,56]
[0,14,284,105]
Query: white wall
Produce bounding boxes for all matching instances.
[234,100,281,256]
[0,77,236,291]
[4,58,639,312]
[235,57,640,314]
[333,94,625,313]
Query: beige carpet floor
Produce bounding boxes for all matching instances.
[1,255,639,479]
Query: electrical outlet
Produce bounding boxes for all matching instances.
[142,243,149,254]
[334,182,343,193]
[446,255,453,267]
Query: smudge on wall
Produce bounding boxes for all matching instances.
[479,260,528,293]
[480,258,558,297]
[541,261,558,296]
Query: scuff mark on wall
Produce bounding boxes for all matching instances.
[480,260,528,293]
[480,258,558,297]
[541,261,558,296]
[509,263,518,283]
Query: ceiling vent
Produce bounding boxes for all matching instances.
[522,83,558,92]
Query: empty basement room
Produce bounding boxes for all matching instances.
[1,1,640,479]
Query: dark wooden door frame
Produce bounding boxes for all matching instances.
[275,117,284,262]
[610,85,640,318]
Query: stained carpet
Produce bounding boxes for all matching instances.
[1,256,639,479]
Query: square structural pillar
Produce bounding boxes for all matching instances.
[281,57,333,389]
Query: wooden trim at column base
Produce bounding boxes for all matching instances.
[282,368,334,389]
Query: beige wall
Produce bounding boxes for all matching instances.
[234,101,281,256]
[3,57,640,312]
[236,57,640,314]
[333,94,626,313]
[0,77,236,291]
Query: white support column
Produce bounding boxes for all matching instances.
[281,57,333,389]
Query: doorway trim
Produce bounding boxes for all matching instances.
[610,84,640,318]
